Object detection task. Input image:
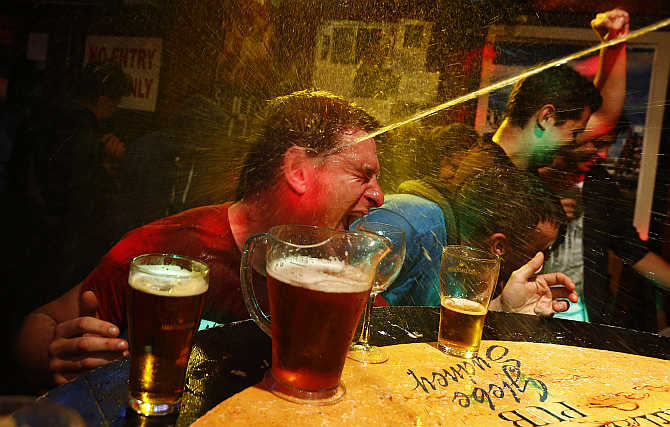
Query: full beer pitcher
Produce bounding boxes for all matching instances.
[240,224,391,405]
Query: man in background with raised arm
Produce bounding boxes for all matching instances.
[453,8,628,186]
[367,8,628,310]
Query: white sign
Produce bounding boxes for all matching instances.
[84,36,162,112]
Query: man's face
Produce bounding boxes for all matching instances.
[530,107,591,170]
[566,135,613,173]
[309,129,384,230]
[439,151,468,191]
[540,132,614,189]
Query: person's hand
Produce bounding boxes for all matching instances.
[591,8,629,41]
[494,252,578,316]
[47,291,128,385]
[101,133,126,158]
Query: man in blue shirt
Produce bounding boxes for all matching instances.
[364,124,478,306]
[364,167,577,316]
[363,194,446,306]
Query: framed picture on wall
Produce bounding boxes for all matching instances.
[474,25,670,240]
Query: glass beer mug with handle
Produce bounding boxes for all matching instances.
[240,224,391,405]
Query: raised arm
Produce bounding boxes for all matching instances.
[14,283,128,389]
[578,8,629,144]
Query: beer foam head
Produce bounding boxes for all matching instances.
[441,296,487,315]
[268,257,371,293]
[129,264,208,297]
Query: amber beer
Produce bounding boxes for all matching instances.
[266,257,370,393]
[127,256,208,416]
[438,297,487,358]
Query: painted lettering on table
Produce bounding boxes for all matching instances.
[591,408,670,427]
[587,391,652,412]
[406,344,548,411]
[498,401,588,426]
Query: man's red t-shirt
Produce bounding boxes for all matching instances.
[80,202,249,327]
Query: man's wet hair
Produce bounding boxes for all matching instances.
[236,89,380,200]
[73,62,133,103]
[453,167,566,249]
[417,123,480,179]
[505,65,603,128]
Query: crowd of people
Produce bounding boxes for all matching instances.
[4,7,669,394]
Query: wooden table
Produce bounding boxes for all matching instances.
[43,307,670,426]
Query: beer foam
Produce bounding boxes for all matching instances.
[129,264,208,297]
[441,297,487,315]
[268,257,371,293]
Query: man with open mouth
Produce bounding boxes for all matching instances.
[14,89,385,390]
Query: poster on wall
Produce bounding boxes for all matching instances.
[84,36,162,112]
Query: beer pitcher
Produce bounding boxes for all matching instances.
[240,224,391,405]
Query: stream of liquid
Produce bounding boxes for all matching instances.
[353,16,670,144]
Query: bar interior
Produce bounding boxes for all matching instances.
[1,0,670,425]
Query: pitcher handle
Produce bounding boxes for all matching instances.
[240,232,271,336]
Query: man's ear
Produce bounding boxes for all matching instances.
[488,233,507,256]
[536,104,556,131]
[282,146,312,195]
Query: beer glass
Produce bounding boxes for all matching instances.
[348,222,406,364]
[127,254,209,416]
[438,245,500,359]
[241,225,391,405]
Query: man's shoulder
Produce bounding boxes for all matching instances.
[94,202,236,274]
[366,193,446,237]
[382,193,444,216]
[464,142,505,167]
[149,203,233,228]
[454,145,499,183]
[112,202,236,255]
[452,141,515,188]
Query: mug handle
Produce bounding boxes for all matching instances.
[240,232,271,336]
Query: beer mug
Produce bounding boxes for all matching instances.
[127,254,209,416]
[241,225,391,405]
[438,245,500,359]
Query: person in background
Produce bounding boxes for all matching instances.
[116,95,238,234]
[375,7,627,309]
[453,9,628,188]
[11,62,132,307]
[404,123,482,195]
[14,89,385,390]
[540,125,670,326]
[368,166,575,316]
[453,167,574,315]
[366,123,481,305]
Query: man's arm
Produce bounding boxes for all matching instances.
[578,8,629,144]
[14,284,128,389]
[633,252,670,293]
[489,252,578,316]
